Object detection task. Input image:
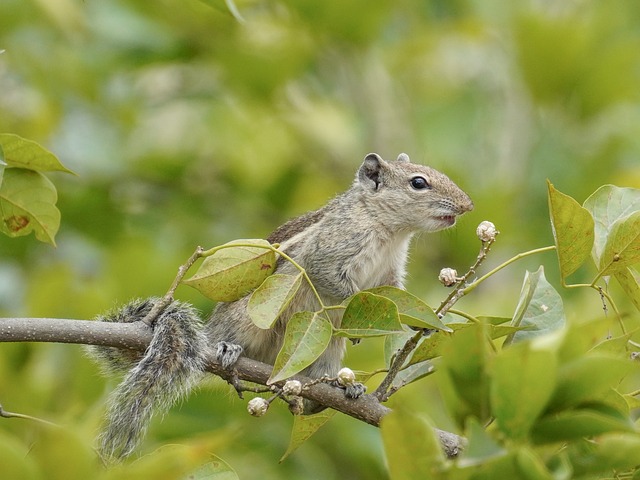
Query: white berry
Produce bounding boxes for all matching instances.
[283,380,302,396]
[476,221,498,242]
[247,397,269,417]
[337,367,356,386]
[438,268,459,287]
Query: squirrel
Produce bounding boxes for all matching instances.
[87,152,473,461]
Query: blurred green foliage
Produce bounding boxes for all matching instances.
[1,0,640,478]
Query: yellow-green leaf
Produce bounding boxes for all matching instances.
[491,342,557,441]
[248,273,303,329]
[188,455,240,480]
[597,210,640,275]
[547,355,634,412]
[506,266,565,345]
[0,430,40,480]
[583,185,640,266]
[614,267,640,312]
[0,133,75,174]
[268,311,332,384]
[334,292,402,338]
[439,323,492,425]
[29,424,95,480]
[568,434,640,478]
[367,286,452,332]
[183,239,276,302]
[0,168,60,246]
[458,418,506,467]
[280,410,336,462]
[381,408,445,478]
[547,181,594,279]
[531,407,634,443]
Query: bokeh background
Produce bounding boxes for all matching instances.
[1,0,639,478]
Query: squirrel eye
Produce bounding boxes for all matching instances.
[410,176,430,190]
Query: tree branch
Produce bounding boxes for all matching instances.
[0,317,465,457]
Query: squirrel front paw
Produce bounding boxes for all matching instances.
[336,367,366,399]
[215,341,243,368]
[344,382,366,399]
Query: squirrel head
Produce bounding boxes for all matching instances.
[355,152,473,232]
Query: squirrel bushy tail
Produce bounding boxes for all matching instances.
[86,298,208,461]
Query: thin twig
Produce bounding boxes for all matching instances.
[374,239,497,401]
[373,330,422,401]
[437,238,496,316]
[140,246,204,326]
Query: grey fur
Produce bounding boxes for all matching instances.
[87,298,208,460]
[206,152,473,382]
[88,153,473,460]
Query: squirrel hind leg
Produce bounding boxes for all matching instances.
[215,341,243,368]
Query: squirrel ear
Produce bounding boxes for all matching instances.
[396,153,410,163]
[358,153,386,190]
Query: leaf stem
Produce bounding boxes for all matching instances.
[140,246,204,326]
[0,403,57,427]
[564,283,625,334]
[462,245,556,295]
[446,309,480,323]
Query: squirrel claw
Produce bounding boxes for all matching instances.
[215,341,243,368]
[345,382,366,399]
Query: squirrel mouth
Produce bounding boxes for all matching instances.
[437,215,457,226]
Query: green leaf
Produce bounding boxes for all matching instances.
[555,317,608,364]
[439,323,492,425]
[381,408,445,479]
[188,455,240,480]
[384,330,414,367]
[458,418,506,467]
[593,388,631,417]
[614,267,640,312]
[547,181,595,279]
[268,311,332,384]
[458,452,521,480]
[583,185,640,266]
[590,330,634,355]
[597,210,640,275]
[248,273,302,329]
[391,361,435,389]
[479,315,513,326]
[0,168,60,246]
[491,341,557,441]
[0,133,75,174]
[408,329,454,365]
[184,239,276,302]
[0,145,5,186]
[0,431,40,480]
[334,292,402,338]
[547,354,634,412]
[366,286,452,331]
[103,445,227,480]
[408,321,525,367]
[531,407,634,444]
[29,425,95,480]
[515,447,554,480]
[506,266,565,344]
[568,434,640,478]
[280,410,336,462]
